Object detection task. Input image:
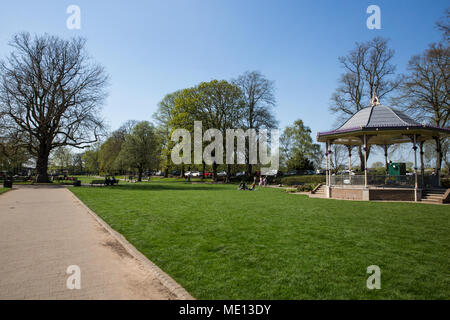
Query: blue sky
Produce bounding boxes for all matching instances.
[0,0,447,146]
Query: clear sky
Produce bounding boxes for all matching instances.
[0,0,447,151]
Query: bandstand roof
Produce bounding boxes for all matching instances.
[317,104,450,145]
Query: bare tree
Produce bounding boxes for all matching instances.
[233,71,277,174]
[329,145,348,174]
[330,37,400,171]
[0,33,108,182]
[397,43,449,174]
[436,8,450,43]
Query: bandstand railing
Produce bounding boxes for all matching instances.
[330,174,439,188]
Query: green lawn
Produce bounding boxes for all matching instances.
[0,187,10,195]
[70,181,450,299]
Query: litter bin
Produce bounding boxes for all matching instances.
[388,162,406,176]
[3,177,13,188]
[73,180,81,187]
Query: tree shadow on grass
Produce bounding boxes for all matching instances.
[104,182,230,192]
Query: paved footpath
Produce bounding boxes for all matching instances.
[0,186,177,300]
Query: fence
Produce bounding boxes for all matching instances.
[330,174,439,188]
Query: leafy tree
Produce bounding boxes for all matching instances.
[82,146,100,175]
[170,80,244,181]
[51,147,73,173]
[0,130,30,173]
[97,121,138,175]
[117,121,159,181]
[196,80,244,180]
[0,33,108,182]
[281,119,321,171]
[153,91,182,177]
[98,130,126,175]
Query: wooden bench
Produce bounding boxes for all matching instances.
[90,180,106,186]
[89,179,120,186]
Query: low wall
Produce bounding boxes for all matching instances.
[330,187,363,200]
[330,186,417,201]
[369,189,415,201]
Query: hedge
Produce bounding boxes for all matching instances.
[296,183,316,192]
[441,178,450,188]
[281,175,326,186]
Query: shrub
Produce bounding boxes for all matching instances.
[296,183,315,192]
[285,188,297,193]
[281,175,325,186]
[441,177,450,188]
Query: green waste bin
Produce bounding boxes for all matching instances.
[388,162,406,176]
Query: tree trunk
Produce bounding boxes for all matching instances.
[247,163,252,176]
[180,164,184,177]
[35,146,50,183]
[212,161,217,182]
[138,167,143,182]
[202,162,206,180]
[164,168,168,178]
[226,164,231,183]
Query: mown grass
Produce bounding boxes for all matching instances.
[70,181,449,299]
[0,187,10,195]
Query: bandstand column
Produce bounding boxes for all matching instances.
[347,145,352,183]
[413,134,418,202]
[347,145,352,172]
[384,145,389,174]
[329,142,333,183]
[419,141,425,187]
[325,141,329,186]
[363,135,368,188]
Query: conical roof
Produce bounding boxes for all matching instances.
[337,105,421,131]
[317,104,450,144]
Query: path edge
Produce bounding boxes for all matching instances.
[66,188,195,300]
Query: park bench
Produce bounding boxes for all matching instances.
[90,180,106,186]
[89,179,120,186]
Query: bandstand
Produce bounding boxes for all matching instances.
[317,98,450,202]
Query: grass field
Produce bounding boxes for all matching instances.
[70,181,450,299]
[0,188,10,195]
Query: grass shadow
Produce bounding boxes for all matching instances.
[95,182,230,192]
